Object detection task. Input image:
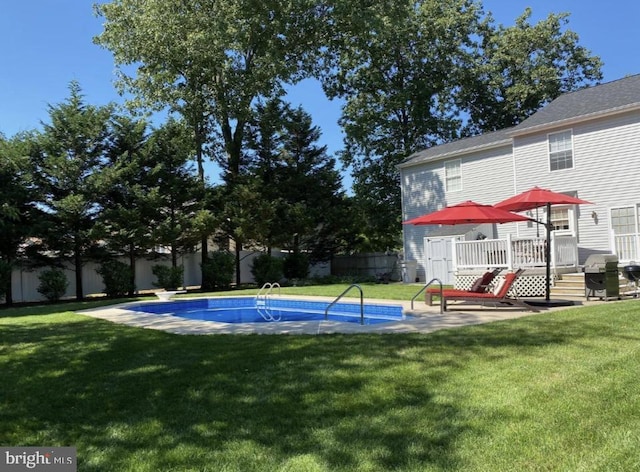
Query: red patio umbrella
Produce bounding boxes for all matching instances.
[403,200,532,226]
[494,186,592,213]
[495,187,593,306]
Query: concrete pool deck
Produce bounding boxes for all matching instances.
[76,295,606,335]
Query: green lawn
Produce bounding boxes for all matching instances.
[189,282,430,301]
[1,290,640,471]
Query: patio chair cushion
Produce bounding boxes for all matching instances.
[440,269,536,312]
[492,278,506,296]
[470,270,500,292]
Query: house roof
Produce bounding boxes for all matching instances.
[399,74,640,169]
[398,127,513,168]
[510,74,640,135]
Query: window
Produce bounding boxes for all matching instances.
[611,206,637,235]
[550,208,570,231]
[445,159,462,192]
[548,130,573,171]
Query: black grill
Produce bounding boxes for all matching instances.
[622,265,640,282]
[584,254,619,301]
[622,265,640,295]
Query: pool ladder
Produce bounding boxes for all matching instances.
[256,282,281,321]
[325,283,364,325]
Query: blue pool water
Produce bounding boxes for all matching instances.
[127,297,407,326]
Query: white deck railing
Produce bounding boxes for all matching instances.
[614,233,640,263]
[453,234,579,271]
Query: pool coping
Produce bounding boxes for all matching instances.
[75,294,587,335]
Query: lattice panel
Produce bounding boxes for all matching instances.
[455,273,553,297]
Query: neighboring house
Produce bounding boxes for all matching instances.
[399,74,640,294]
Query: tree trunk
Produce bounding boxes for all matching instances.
[235,242,241,286]
[4,259,13,306]
[195,124,210,289]
[128,243,136,297]
[74,239,83,300]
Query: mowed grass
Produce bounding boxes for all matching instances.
[190,282,431,300]
[1,292,640,471]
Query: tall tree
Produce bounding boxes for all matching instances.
[245,100,349,261]
[459,8,603,133]
[32,82,112,300]
[145,119,200,269]
[95,114,153,295]
[94,0,325,283]
[323,0,483,250]
[0,132,40,305]
[322,1,602,250]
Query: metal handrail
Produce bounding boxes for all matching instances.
[324,283,364,325]
[256,282,281,321]
[266,282,281,320]
[411,278,443,313]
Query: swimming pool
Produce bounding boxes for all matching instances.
[127,297,407,326]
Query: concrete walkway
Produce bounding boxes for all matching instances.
[76,295,602,336]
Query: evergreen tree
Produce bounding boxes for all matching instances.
[0,132,40,305]
[246,100,349,262]
[145,119,200,269]
[95,114,153,296]
[32,82,112,300]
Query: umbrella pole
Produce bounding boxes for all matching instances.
[545,202,552,302]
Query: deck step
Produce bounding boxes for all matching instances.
[551,272,631,300]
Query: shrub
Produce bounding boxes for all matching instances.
[201,251,235,291]
[283,253,310,280]
[37,268,69,302]
[97,260,135,297]
[152,265,183,290]
[250,254,283,287]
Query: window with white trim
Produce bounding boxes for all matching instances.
[548,206,577,236]
[550,208,570,231]
[611,206,638,235]
[548,130,573,171]
[445,159,462,192]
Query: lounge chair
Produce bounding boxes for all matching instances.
[440,269,537,312]
[425,268,501,306]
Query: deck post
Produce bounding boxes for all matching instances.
[506,233,513,270]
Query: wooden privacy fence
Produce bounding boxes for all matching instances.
[331,252,402,281]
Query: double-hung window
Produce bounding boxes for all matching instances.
[611,206,638,235]
[548,130,573,171]
[550,207,571,231]
[445,159,462,192]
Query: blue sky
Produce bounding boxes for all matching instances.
[1,1,639,185]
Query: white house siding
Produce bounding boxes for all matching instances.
[512,109,640,262]
[401,143,517,278]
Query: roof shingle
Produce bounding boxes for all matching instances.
[511,74,640,134]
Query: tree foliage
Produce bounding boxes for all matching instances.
[0,132,40,304]
[459,8,603,133]
[95,114,153,295]
[321,0,602,249]
[95,0,327,282]
[244,99,350,261]
[145,119,200,267]
[94,0,324,175]
[32,82,113,300]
